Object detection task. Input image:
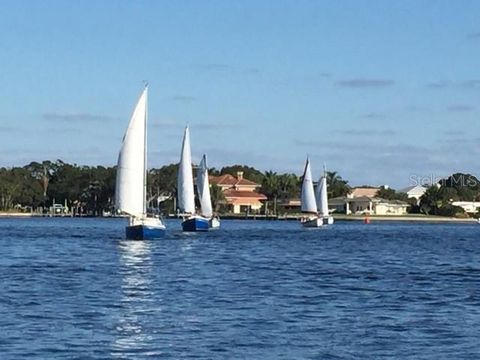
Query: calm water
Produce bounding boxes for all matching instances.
[1,218,479,359]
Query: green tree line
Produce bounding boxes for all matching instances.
[0,160,352,215]
[3,161,479,217]
[418,173,480,217]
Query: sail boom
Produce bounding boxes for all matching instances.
[118,209,144,218]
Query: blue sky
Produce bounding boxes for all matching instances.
[1,0,479,188]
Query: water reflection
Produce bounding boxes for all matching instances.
[111,240,156,357]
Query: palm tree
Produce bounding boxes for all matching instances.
[327,171,351,198]
[210,184,225,213]
[278,173,300,199]
[81,180,102,216]
[148,164,178,200]
[419,185,441,215]
[261,171,282,215]
[25,161,54,211]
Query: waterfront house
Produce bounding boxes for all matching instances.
[348,187,380,198]
[399,185,427,204]
[281,199,301,211]
[282,187,383,213]
[209,172,267,214]
[330,196,409,215]
[451,201,480,214]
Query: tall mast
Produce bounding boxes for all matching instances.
[143,83,148,215]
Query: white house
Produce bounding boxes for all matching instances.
[399,185,427,204]
[451,201,480,214]
[330,196,410,215]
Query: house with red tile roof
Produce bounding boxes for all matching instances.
[209,171,266,214]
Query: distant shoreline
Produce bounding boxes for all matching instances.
[0,212,477,224]
[217,214,477,223]
[332,214,477,223]
[0,212,36,217]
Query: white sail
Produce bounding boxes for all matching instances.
[196,154,213,218]
[316,174,329,216]
[301,157,317,213]
[115,87,147,217]
[177,126,196,214]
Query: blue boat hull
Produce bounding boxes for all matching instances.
[126,225,166,240]
[182,217,209,232]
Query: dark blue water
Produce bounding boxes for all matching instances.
[1,218,479,359]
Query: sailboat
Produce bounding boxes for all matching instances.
[300,157,323,227]
[177,126,210,231]
[315,165,334,225]
[115,85,166,239]
[197,154,221,228]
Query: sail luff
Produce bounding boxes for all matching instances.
[177,126,196,214]
[197,154,213,218]
[115,87,147,217]
[316,175,329,216]
[315,164,329,216]
[301,157,318,214]
[143,86,148,215]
